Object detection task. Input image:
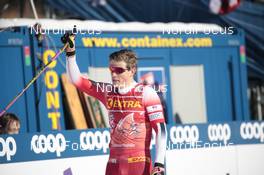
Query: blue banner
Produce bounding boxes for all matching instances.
[1,121,263,164]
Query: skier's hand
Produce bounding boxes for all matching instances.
[151,163,165,175]
[61,32,75,56]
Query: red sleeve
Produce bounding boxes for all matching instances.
[143,86,165,132]
[76,77,108,107]
[66,55,108,106]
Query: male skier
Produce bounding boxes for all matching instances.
[63,34,167,175]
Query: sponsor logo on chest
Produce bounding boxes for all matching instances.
[107,98,142,109]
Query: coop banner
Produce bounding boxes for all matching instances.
[1,122,264,175]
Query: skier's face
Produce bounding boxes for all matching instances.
[109,60,135,87]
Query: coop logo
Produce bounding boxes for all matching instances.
[240,122,264,142]
[208,124,231,144]
[80,130,110,153]
[0,137,17,161]
[31,133,66,157]
[170,125,199,144]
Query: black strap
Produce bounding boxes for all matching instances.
[66,51,76,57]
[154,162,164,168]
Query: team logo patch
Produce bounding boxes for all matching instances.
[146,105,162,113]
[149,112,163,121]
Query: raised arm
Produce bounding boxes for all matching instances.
[66,55,90,89]
[63,34,107,106]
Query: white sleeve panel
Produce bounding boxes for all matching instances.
[66,55,82,84]
[155,122,167,165]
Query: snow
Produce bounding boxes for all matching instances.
[0,18,222,33]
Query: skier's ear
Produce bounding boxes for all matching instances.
[130,66,136,76]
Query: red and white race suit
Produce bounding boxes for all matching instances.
[66,55,167,175]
